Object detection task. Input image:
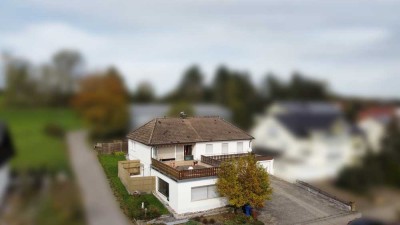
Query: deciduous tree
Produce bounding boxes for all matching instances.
[72,67,129,139]
[216,154,272,209]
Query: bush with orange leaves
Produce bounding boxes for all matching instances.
[72,67,129,139]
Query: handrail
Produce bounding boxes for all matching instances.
[151,158,219,180]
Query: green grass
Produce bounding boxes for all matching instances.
[0,107,82,172]
[98,154,169,219]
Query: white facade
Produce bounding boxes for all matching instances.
[151,169,227,214]
[358,118,385,153]
[192,140,251,159]
[252,116,365,182]
[128,140,152,176]
[0,163,10,204]
[128,139,252,173]
[127,138,273,215]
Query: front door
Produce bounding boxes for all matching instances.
[184,145,193,160]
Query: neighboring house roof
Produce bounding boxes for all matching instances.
[130,104,231,129]
[0,122,15,167]
[274,101,341,114]
[127,116,253,145]
[276,113,341,138]
[357,106,395,124]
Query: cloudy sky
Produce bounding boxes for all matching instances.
[0,0,399,98]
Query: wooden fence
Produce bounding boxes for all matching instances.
[94,140,128,154]
[201,155,222,167]
[118,160,155,194]
[151,158,219,180]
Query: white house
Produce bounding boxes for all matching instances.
[126,116,273,215]
[357,106,397,153]
[0,122,15,205]
[251,102,366,182]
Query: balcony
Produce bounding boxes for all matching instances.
[151,153,268,181]
[151,158,219,180]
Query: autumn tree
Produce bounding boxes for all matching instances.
[216,154,272,210]
[72,67,129,139]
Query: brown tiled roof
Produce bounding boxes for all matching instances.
[127,117,253,145]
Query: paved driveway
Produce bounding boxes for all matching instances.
[67,131,131,225]
[258,176,361,225]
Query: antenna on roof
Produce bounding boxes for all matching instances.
[180,111,187,119]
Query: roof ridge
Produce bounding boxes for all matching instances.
[127,118,155,135]
[186,119,202,141]
[148,118,157,144]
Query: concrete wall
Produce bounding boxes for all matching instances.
[151,169,227,214]
[0,163,10,204]
[257,160,274,175]
[118,160,155,193]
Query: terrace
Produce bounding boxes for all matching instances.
[151,153,271,181]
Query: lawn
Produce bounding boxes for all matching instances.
[0,105,86,225]
[98,154,169,220]
[0,108,82,172]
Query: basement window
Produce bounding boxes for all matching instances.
[158,178,169,200]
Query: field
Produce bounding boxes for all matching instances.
[98,154,169,220]
[0,101,86,225]
[0,108,81,172]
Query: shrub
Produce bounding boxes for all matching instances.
[185,220,200,225]
[148,205,161,218]
[43,123,65,138]
[202,218,209,224]
[193,216,201,221]
[209,218,216,224]
[113,151,126,157]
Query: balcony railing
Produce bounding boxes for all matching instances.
[151,153,270,181]
[151,158,219,180]
[200,155,221,167]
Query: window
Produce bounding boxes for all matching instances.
[158,178,169,199]
[237,142,243,153]
[191,185,220,201]
[206,144,213,155]
[222,143,228,154]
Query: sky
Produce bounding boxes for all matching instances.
[0,0,399,98]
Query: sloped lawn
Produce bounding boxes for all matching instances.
[98,154,169,220]
[0,108,81,172]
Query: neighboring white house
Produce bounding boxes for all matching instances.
[0,122,15,205]
[357,106,397,153]
[126,116,273,215]
[251,102,366,182]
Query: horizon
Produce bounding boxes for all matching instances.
[1,0,399,99]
